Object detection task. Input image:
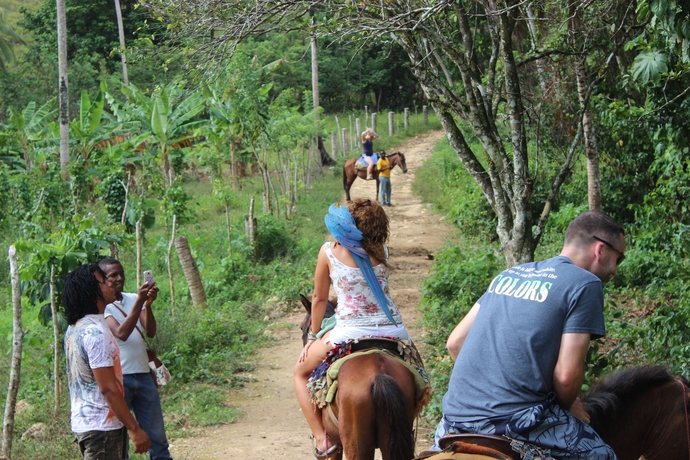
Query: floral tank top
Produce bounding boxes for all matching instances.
[324,241,403,327]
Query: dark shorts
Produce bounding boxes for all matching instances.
[75,427,128,460]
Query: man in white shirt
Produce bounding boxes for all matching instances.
[63,263,150,459]
[99,258,172,460]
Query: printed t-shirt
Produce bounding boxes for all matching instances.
[443,256,606,422]
[65,314,124,433]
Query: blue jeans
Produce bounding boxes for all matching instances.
[379,176,391,205]
[124,373,172,459]
[433,402,616,460]
[75,427,128,460]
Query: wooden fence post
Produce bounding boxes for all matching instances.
[335,116,342,152]
[355,118,362,140]
[404,108,410,130]
[331,131,338,158]
[372,113,377,134]
[423,105,428,124]
[388,111,395,136]
[342,128,348,156]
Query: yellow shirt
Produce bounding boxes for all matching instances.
[377,157,391,178]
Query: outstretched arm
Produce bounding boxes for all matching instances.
[105,284,152,341]
[446,302,480,360]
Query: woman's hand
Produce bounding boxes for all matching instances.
[299,340,314,363]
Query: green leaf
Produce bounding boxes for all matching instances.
[630,51,668,83]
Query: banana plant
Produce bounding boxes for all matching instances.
[117,82,208,186]
[5,99,57,171]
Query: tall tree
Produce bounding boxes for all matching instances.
[113,0,129,85]
[56,0,70,178]
[141,0,637,265]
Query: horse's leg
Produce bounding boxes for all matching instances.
[343,163,353,202]
[376,177,380,202]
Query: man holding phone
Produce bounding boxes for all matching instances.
[99,258,173,460]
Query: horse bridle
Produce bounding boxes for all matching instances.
[678,378,690,460]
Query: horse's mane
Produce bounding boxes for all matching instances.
[584,365,678,433]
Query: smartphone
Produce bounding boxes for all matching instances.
[143,270,154,284]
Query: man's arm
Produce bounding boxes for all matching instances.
[139,284,158,338]
[446,302,481,360]
[92,367,150,453]
[553,332,591,421]
[106,285,151,341]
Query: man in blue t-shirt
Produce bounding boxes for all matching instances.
[433,211,625,459]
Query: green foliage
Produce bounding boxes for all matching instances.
[254,214,294,263]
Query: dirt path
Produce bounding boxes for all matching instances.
[171,130,453,459]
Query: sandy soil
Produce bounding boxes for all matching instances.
[170,129,454,459]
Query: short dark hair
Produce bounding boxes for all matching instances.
[98,257,121,269]
[62,264,106,325]
[564,210,624,249]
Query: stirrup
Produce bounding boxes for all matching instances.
[311,434,340,459]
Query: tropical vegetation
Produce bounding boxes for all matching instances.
[1,0,689,457]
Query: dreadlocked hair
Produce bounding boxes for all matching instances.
[348,198,389,267]
[62,264,105,325]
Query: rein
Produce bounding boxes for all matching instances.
[678,377,690,460]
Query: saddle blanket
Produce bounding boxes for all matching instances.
[307,337,430,409]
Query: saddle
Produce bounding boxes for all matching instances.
[415,434,555,460]
[415,434,519,460]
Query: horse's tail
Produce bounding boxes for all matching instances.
[372,373,414,460]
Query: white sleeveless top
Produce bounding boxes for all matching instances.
[324,241,403,327]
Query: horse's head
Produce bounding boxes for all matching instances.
[391,152,408,173]
[298,294,337,345]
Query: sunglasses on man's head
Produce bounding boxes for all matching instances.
[592,235,625,265]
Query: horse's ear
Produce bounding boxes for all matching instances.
[299,294,312,314]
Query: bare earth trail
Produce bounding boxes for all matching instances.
[171,130,453,459]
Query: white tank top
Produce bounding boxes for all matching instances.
[324,242,402,327]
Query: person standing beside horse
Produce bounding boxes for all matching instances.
[377,151,394,206]
[294,199,410,458]
[433,210,625,459]
[361,127,379,180]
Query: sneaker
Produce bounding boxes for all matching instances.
[387,203,394,207]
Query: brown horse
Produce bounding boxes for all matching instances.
[343,151,408,202]
[421,365,690,460]
[585,365,690,460]
[299,296,422,460]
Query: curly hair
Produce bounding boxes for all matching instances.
[62,264,106,325]
[348,199,389,266]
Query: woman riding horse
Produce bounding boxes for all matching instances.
[294,199,411,459]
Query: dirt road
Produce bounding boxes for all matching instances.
[171,129,453,459]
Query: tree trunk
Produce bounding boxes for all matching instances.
[174,236,207,311]
[2,246,25,458]
[166,215,177,315]
[570,2,602,211]
[50,265,61,417]
[113,0,129,85]
[56,0,70,179]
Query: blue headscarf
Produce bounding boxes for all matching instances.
[324,203,397,325]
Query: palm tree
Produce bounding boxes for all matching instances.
[0,7,26,71]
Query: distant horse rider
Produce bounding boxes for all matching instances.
[361,127,379,180]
